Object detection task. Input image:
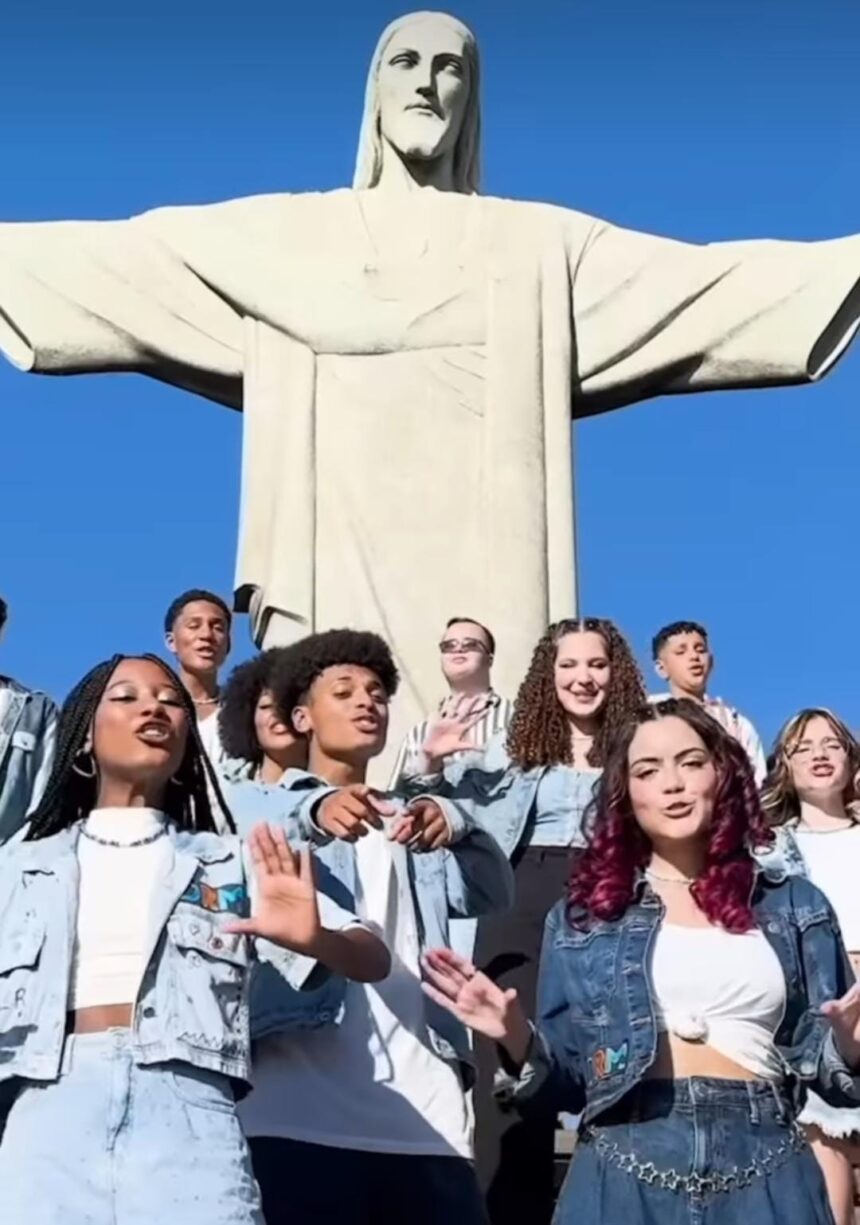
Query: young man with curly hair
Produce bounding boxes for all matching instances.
[649,620,766,784]
[237,628,512,1225]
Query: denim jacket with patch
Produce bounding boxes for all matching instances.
[408,731,598,860]
[0,821,341,1093]
[245,768,515,1079]
[499,871,860,1125]
[0,679,58,845]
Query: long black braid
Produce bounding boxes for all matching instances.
[26,654,235,840]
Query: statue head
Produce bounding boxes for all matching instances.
[354,11,481,193]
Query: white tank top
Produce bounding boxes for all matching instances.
[650,923,786,1081]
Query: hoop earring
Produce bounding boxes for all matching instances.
[72,750,97,779]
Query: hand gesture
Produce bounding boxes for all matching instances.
[317,784,396,842]
[224,823,321,955]
[420,696,489,769]
[822,983,860,1069]
[421,948,527,1052]
[390,798,451,852]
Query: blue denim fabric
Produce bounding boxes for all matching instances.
[556,1078,833,1225]
[0,823,325,1091]
[254,769,514,1078]
[0,1029,263,1224]
[499,872,860,1125]
[0,680,58,844]
[407,732,598,860]
[220,771,369,1042]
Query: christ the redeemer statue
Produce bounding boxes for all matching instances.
[1,11,858,758]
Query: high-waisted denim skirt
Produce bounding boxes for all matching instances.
[555,1078,834,1225]
[0,1030,263,1225]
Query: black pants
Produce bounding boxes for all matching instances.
[473,846,572,1225]
[249,1136,489,1225]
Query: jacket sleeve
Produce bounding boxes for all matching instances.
[25,697,59,817]
[493,906,586,1115]
[435,803,515,920]
[787,881,860,1107]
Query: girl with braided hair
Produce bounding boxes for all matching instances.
[414,617,645,1225]
[0,653,387,1225]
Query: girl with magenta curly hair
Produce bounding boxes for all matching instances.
[415,617,644,1224]
[424,700,860,1225]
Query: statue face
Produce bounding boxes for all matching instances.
[377,17,470,167]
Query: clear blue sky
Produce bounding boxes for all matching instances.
[1,0,858,749]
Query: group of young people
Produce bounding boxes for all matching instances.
[0,589,859,1225]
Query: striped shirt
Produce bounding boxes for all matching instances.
[388,691,515,788]
[648,692,767,785]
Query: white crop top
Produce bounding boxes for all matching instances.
[650,923,787,1082]
[69,807,172,1011]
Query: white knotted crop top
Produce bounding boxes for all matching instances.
[650,923,787,1081]
[69,807,171,1011]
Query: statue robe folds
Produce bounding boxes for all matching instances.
[1,189,859,754]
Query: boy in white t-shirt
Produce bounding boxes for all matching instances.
[240,629,511,1225]
[164,587,232,778]
[649,619,766,784]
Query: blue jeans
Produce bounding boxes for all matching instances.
[557,1078,834,1225]
[0,1030,263,1224]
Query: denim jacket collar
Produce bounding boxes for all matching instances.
[16,821,235,872]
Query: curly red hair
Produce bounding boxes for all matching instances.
[568,699,772,933]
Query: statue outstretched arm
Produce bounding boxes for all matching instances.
[570,217,860,416]
[0,206,245,407]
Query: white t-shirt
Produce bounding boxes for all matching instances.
[794,824,860,950]
[196,708,230,832]
[239,828,472,1158]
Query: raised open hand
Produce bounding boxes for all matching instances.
[421,947,525,1046]
[224,823,321,955]
[822,983,860,1069]
[420,695,490,769]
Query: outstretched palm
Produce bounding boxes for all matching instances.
[421,696,489,765]
[422,948,519,1042]
[225,823,321,955]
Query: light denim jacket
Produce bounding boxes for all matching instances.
[0,821,330,1093]
[410,731,599,860]
[219,764,370,1043]
[261,769,515,1079]
[499,870,860,1124]
[0,680,58,845]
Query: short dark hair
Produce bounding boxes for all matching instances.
[0,597,7,632]
[444,616,495,657]
[651,620,709,661]
[276,629,399,718]
[218,648,291,766]
[164,589,232,634]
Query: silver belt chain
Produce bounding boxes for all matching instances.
[580,1121,807,1196]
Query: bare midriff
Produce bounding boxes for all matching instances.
[643,1033,760,1081]
[69,1004,133,1033]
